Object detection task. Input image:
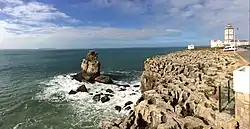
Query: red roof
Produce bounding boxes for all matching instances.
[230,40,249,42]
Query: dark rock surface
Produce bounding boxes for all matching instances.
[106,89,114,94]
[95,75,113,84]
[115,106,122,112]
[101,96,110,103]
[133,85,140,87]
[69,90,77,94]
[76,85,88,92]
[93,94,101,102]
[124,101,133,107]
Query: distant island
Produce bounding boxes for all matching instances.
[36,48,57,50]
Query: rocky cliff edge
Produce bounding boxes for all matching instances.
[100,49,242,129]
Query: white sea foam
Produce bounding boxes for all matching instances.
[36,73,141,125]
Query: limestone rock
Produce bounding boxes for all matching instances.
[80,50,101,82]
[100,49,241,129]
[72,50,114,84]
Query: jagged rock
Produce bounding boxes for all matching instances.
[69,90,77,94]
[101,96,110,103]
[115,106,122,112]
[73,50,115,84]
[105,94,114,97]
[71,72,83,82]
[106,89,115,94]
[119,88,126,91]
[117,84,130,88]
[133,85,140,87]
[95,75,113,84]
[130,93,136,96]
[81,50,100,78]
[124,106,131,110]
[100,49,241,129]
[93,94,101,102]
[76,85,88,92]
[124,101,133,107]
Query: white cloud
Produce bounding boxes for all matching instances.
[170,0,201,8]
[0,24,181,48]
[79,0,248,39]
[0,0,248,49]
[0,0,81,41]
[0,0,181,49]
[0,1,76,25]
[0,0,23,5]
[143,0,249,39]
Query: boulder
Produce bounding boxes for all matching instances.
[130,93,136,96]
[95,75,113,84]
[115,106,122,112]
[81,72,96,84]
[133,85,140,87]
[76,85,88,92]
[106,89,115,94]
[93,94,101,102]
[71,72,83,82]
[104,94,114,97]
[124,106,131,110]
[117,84,130,88]
[69,90,77,94]
[101,96,110,103]
[119,88,126,91]
[124,101,133,107]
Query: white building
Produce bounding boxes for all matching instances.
[229,40,250,46]
[210,40,224,48]
[233,66,250,128]
[188,44,194,50]
[210,24,250,48]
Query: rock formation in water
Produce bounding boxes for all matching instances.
[71,50,113,84]
[100,49,242,129]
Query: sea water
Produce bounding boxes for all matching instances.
[0,47,183,129]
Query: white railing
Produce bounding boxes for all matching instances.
[233,66,250,94]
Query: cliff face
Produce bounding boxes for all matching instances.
[100,49,241,129]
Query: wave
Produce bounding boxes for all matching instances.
[36,72,141,127]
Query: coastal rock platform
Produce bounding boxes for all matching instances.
[100,49,242,129]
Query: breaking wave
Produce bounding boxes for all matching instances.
[36,72,141,128]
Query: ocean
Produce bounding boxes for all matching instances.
[0,47,184,129]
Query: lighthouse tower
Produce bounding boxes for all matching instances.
[224,24,234,45]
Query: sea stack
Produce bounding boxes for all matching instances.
[71,50,113,84]
[81,50,101,82]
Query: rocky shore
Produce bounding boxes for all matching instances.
[100,49,242,129]
[69,50,140,108]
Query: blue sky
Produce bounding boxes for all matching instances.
[0,0,249,49]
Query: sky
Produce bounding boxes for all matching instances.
[0,0,249,49]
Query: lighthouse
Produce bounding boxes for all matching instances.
[224,24,234,45]
[210,24,249,48]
